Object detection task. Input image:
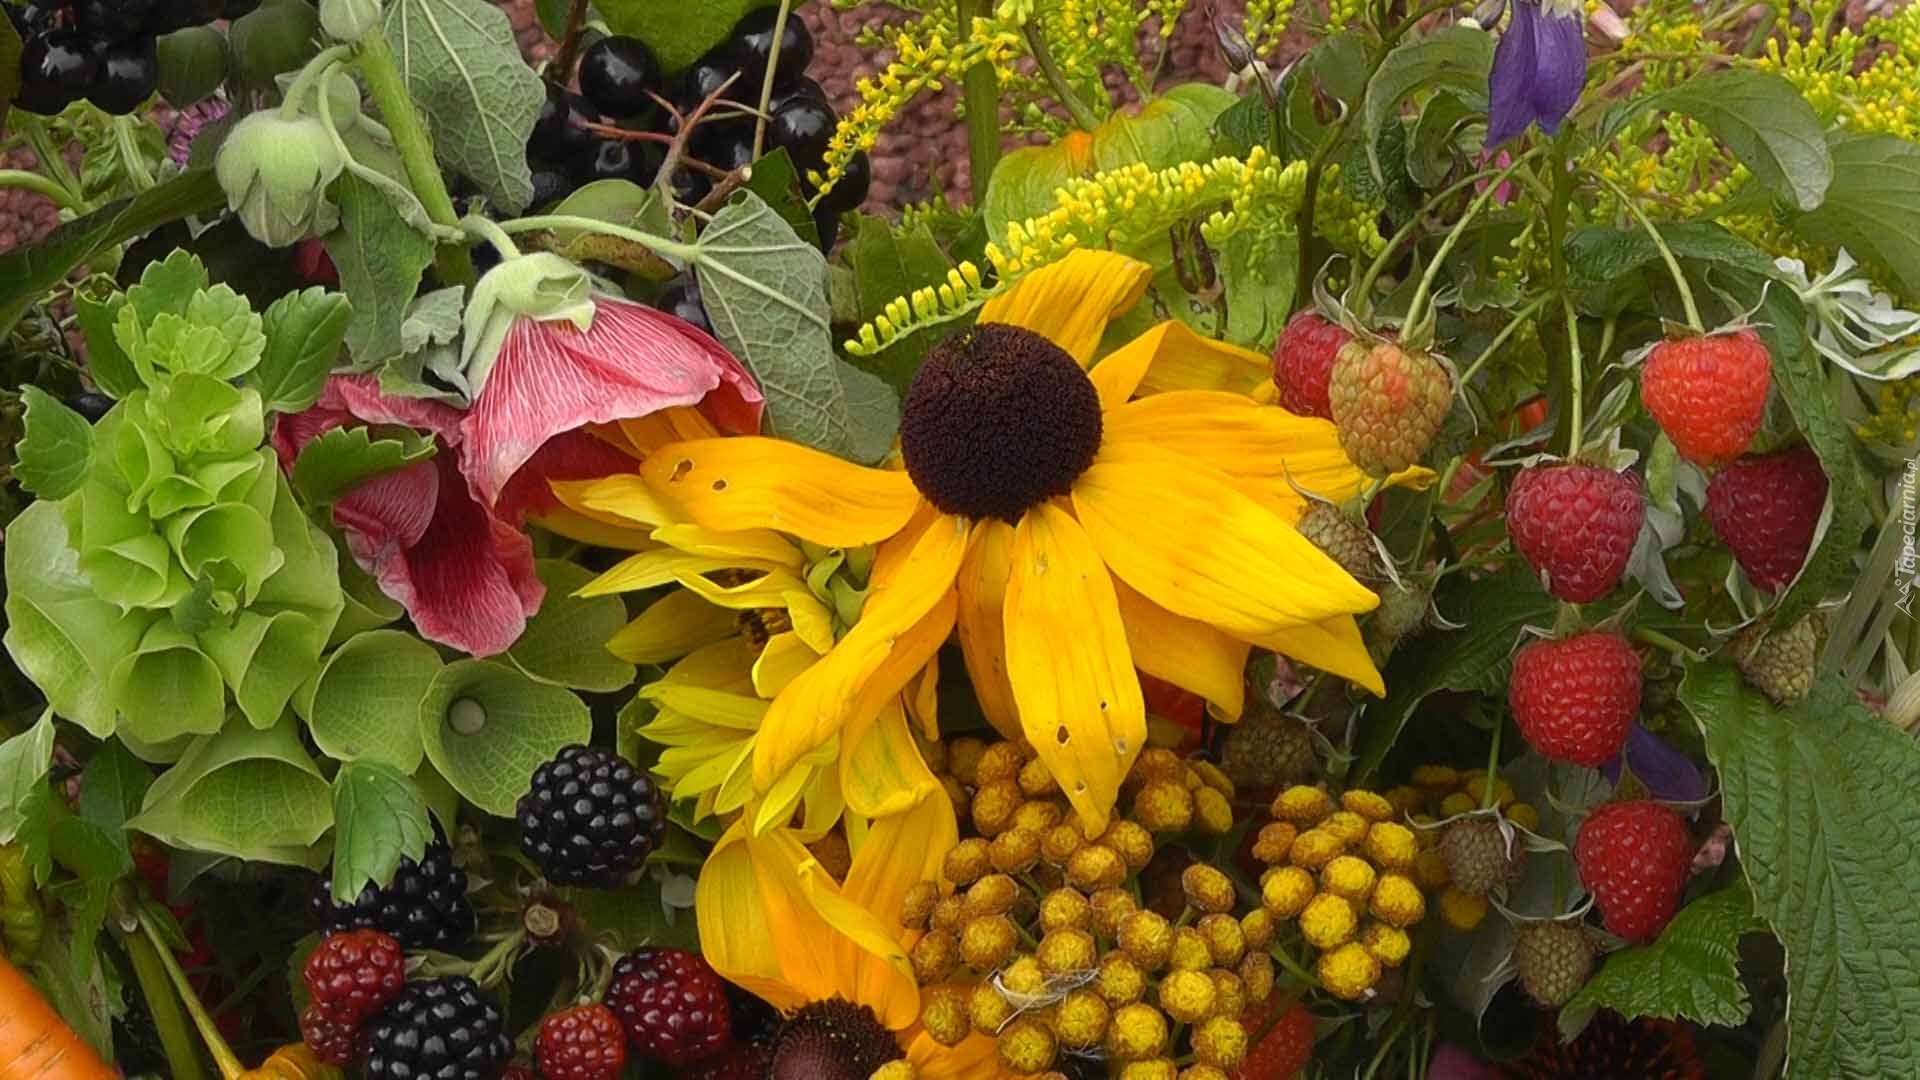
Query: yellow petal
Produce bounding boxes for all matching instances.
[550,474,677,529]
[848,589,956,734]
[650,523,804,566]
[908,1030,1016,1079]
[607,590,738,664]
[1133,323,1272,396]
[576,549,786,598]
[976,249,1153,365]
[639,437,923,547]
[1072,446,1380,636]
[751,630,820,698]
[1112,578,1249,720]
[1086,321,1268,411]
[640,682,768,730]
[1002,503,1145,835]
[695,825,812,1015]
[955,519,1022,740]
[754,514,970,793]
[1244,614,1387,697]
[784,589,838,654]
[837,796,957,1028]
[906,659,940,742]
[616,405,721,455]
[526,505,657,550]
[752,743,834,834]
[677,568,814,611]
[841,700,940,819]
[661,638,758,692]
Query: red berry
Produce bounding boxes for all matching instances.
[1273,311,1350,420]
[1641,329,1771,467]
[1328,338,1452,476]
[299,1000,360,1066]
[537,1004,629,1080]
[293,237,338,286]
[1234,997,1315,1080]
[1574,801,1693,943]
[605,947,733,1065]
[302,929,406,1028]
[1509,632,1642,766]
[504,1066,539,1080]
[1506,464,1644,603]
[1705,445,1828,593]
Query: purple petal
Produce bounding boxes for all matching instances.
[1485,1,1540,147]
[1602,725,1709,804]
[1528,5,1588,133]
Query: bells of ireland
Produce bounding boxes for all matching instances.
[214,110,344,248]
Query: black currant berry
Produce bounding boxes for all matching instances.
[679,50,741,109]
[773,75,828,112]
[221,0,262,17]
[657,278,712,336]
[529,167,572,207]
[88,38,159,115]
[818,149,871,215]
[768,97,834,171]
[74,0,153,41]
[16,31,99,116]
[5,3,60,38]
[66,392,115,422]
[578,35,660,119]
[580,138,661,186]
[670,167,713,205]
[529,81,595,163]
[699,130,756,173]
[729,6,813,89]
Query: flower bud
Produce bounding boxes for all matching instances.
[319,0,380,42]
[214,111,344,247]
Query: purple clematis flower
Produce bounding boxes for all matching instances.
[1484,0,1588,147]
[1602,724,1709,805]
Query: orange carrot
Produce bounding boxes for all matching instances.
[0,954,116,1080]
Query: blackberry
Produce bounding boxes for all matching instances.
[517,745,667,887]
[362,976,513,1080]
[605,946,733,1065]
[312,837,475,951]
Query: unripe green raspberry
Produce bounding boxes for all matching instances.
[1328,339,1452,476]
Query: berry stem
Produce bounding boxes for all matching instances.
[0,169,79,209]
[955,0,1002,204]
[1630,625,1699,660]
[460,214,523,261]
[354,30,476,289]
[1402,153,1532,341]
[113,911,214,1080]
[1021,22,1102,132]
[1479,707,1504,811]
[1350,161,1523,318]
[749,0,795,160]
[548,0,593,88]
[1587,169,1705,333]
[1454,294,1548,391]
[1562,295,1586,451]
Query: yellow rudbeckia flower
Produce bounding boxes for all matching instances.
[612,250,1411,832]
[695,792,1016,1078]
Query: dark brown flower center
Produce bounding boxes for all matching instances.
[768,998,903,1080]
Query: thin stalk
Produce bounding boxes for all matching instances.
[279,45,355,120]
[460,213,523,260]
[0,168,80,208]
[355,30,475,288]
[1352,162,1519,314]
[1402,154,1532,334]
[116,922,213,1080]
[956,0,1001,203]
[1562,294,1586,450]
[1632,625,1698,660]
[1588,169,1704,331]
[496,212,692,259]
[135,906,244,1079]
[1023,22,1101,131]
[751,0,795,159]
[112,116,155,191]
[549,0,592,83]
[1456,294,1549,388]
[1479,708,1504,811]
[1409,454,1461,567]
[14,114,81,199]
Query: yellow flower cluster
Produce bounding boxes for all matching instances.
[1252,785,1426,1001]
[843,261,991,356]
[1856,379,1920,449]
[1400,765,1541,934]
[1308,164,1389,259]
[907,740,1257,1073]
[1240,0,1297,57]
[1758,2,1920,142]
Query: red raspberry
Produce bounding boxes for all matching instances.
[1705,445,1828,592]
[537,1004,629,1080]
[1328,338,1452,476]
[299,1000,360,1066]
[1273,311,1350,420]
[1509,632,1642,766]
[1233,997,1314,1079]
[1574,801,1694,943]
[605,947,733,1065]
[1640,329,1771,466]
[302,929,406,1027]
[1506,464,1644,602]
[503,1066,539,1080]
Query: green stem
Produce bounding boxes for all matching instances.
[134,906,242,1079]
[0,168,80,208]
[751,0,795,159]
[1402,155,1531,335]
[497,212,692,258]
[1408,455,1459,568]
[14,114,82,202]
[112,116,156,192]
[1632,625,1698,659]
[117,921,213,1080]
[1588,169,1704,331]
[548,0,592,85]
[1456,295,1549,389]
[1562,294,1586,451]
[955,0,1001,204]
[281,44,356,120]
[355,30,475,289]
[1479,707,1504,811]
[1352,162,1519,315]
[460,213,523,260]
[1022,22,1101,131]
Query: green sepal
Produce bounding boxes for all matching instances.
[109,617,228,743]
[127,714,333,865]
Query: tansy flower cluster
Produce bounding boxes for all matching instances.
[1399,765,1543,934]
[904,740,1265,1077]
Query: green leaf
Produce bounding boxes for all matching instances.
[255,287,352,414]
[73,281,141,400]
[508,561,636,692]
[291,424,437,505]
[0,713,56,849]
[419,660,592,816]
[1407,91,1476,189]
[1679,664,1920,1079]
[384,0,543,212]
[128,714,333,865]
[329,762,432,904]
[843,214,954,392]
[837,360,901,466]
[741,146,821,248]
[1090,84,1238,173]
[1360,26,1493,183]
[691,191,852,457]
[109,619,228,744]
[326,170,437,365]
[155,25,230,105]
[227,0,318,92]
[0,17,21,129]
[598,0,763,74]
[1790,133,1920,297]
[3,502,153,739]
[15,386,94,500]
[0,168,224,335]
[983,136,1096,248]
[1644,69,1831,211]
[30,912,115,1059]
[1564,220,1778,291]
[1217,229,1298,350]
[563,872,700,951]
[1560,885,1765,1037]
[1353,565,1557,783]
[296,629,443,772]
[78,741,153,837]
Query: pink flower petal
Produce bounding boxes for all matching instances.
[335,450,543,657]
[458,297,764,511]
[496,428,644,526]
[271,374,469,469]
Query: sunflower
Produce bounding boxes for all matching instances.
[696,792,1015,1079]
[606,249,1417,831]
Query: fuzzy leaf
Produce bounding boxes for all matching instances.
[329,762,432,904]
[255,287,352,414]
[1560,885,1764,1037]
[1791,133,1920,298]
[383,0,543,212]
[1679,663,1920,1079]
[15,386,94,500]
[291,424,437,506]
[508,561,636,692]
[327,171,437,365]
[419,660,591,816]
[296,630,442,772]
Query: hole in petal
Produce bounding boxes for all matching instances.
[712,479,728,491]
[669,458,694,482]
[1056,725,1070,744]
[1114,736,1129,754]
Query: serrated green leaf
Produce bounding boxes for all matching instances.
[842,214,952,392]
[1091,83,1238,172]
[255,287,352,414]
[508,561,636,692]
[327,170,437,365]
[1680,664,1920,1079]
[1360,26,1492,183]
[742,147,820,247]
[30,912,114,1058]
[1644,69,1831,211]
[1563,221,1777,291]
[15,386,94,500]
[384,0,543,212]
[73,282,140,400]
[1790,133,1920,297]
[836,360,900,466]
[1561,885,1764,1037]
[1218,229,1298,351]
[292,424,438,506]
[562,872,700,951]
[691,191,851,457]
[329,762,432,904]
[419,660,592,816]
[128,714,333,865]
[983,137,1095,249]
[0,713,56,849]
[296,629,443,771]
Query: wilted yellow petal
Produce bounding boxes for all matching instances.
[837,796,957,1027]
[607,590,737,664]
[841,700,940,819]
[639,437,923,547]
[977,249,1152,364]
